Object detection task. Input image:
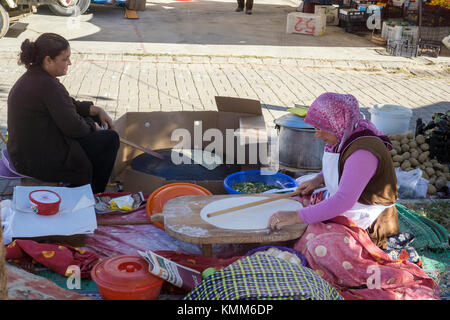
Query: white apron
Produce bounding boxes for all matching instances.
[322,151,394,230]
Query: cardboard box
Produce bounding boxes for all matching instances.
[111,97,269,195]
[286,12,326,36]
[126,0,146,11]
[314,5,339,26]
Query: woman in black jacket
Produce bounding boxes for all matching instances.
[7,33,119,194]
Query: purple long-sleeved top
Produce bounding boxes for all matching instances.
[298,149,379,224]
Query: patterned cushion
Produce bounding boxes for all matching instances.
[184,254,343,300]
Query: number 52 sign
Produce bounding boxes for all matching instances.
[294,17,317,35]
[286,13,325,36]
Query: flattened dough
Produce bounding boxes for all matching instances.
[200,196,303,230]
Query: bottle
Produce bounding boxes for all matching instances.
[202,267,217,279]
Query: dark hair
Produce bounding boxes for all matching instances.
[18,33,69,69]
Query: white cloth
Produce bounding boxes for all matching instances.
[1,200,14,245]
[11,184,97,238]
[322,151,394,229]
[322,152,340,197]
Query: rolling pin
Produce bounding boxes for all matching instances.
[206,190,301,218]
[119,136,164,160]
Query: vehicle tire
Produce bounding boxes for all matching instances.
[48,0,91,16]
[0,4,9,39]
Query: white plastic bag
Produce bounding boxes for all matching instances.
[1,200,14,245]
[295,173,318,186]
[443,35,450,50]
[395,168,428,199]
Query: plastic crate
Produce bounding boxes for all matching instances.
[402,26,418,45]
[418,40,441,58]
[382,24,418,45]
[339,9,369,32]
[386,39,418,57]
[420,26,450,42]
[339,9,368,22]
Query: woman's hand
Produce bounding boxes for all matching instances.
[94,122,102,131]
[297,174,324,196]
[268,210,302,231]
[89,105,114,130]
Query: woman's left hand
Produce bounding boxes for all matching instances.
[268,210,302,231]
[89,105,114,130]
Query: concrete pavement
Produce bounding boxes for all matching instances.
[1,51,448,133]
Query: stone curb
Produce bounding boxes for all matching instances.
[1,52,448,76]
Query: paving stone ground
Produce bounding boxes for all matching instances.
[0,52,448,136]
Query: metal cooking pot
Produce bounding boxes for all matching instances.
[274,113,325,170]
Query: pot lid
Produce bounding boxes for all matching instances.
[369,104,413,117]
[274,113,315,130]
[91,255,163,291]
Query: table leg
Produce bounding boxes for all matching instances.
[201,244,213,257]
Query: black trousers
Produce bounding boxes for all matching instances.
[76,129,120,194]
[237,0,253,10]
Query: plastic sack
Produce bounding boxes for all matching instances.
[1,200,13,245]
[295,173,318,186]
[395,168,428,199]
[443,35,450,50]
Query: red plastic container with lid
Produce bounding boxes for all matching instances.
[29,189,61,215]
[91,255,164,300]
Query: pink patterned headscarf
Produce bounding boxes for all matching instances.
[305,92,385,153]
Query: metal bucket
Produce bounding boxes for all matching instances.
[274,113,325,170]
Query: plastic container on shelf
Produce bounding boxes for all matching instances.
[91,255,164,300]
[369,104,413,135]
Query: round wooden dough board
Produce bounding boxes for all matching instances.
[200,196,303,230]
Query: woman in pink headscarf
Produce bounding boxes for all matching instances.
[267,93,440,300]
[269,92,399,244]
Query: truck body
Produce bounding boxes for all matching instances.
[0,0,127,39]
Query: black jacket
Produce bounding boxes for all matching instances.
[7,65,97,185]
